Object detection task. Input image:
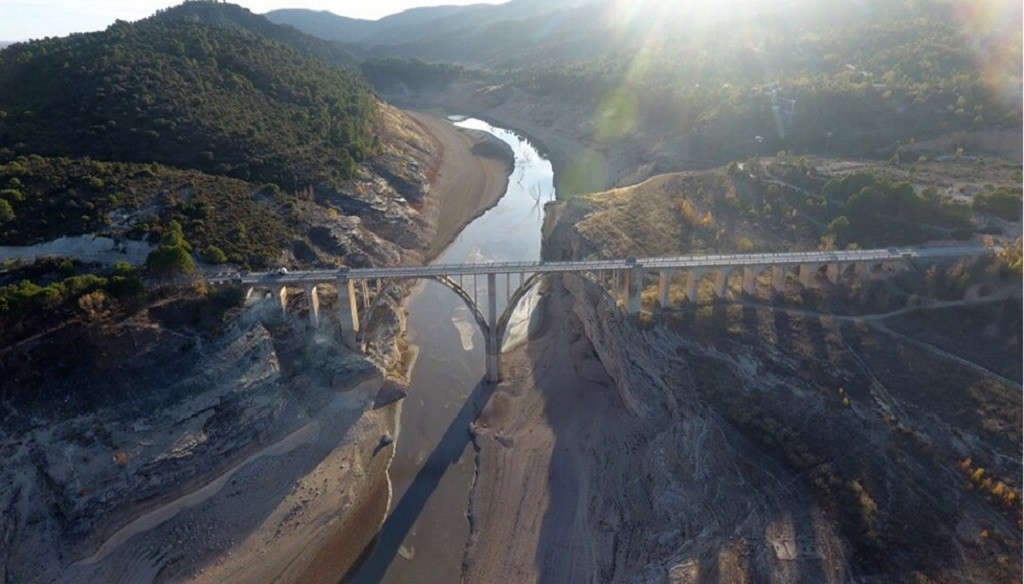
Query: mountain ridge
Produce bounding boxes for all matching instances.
[265,0,594,48]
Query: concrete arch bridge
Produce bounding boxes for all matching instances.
[208,245,988,382]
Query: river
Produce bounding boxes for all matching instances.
[344,117,555,583]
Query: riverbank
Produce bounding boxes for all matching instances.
[383,83,665,197]
[463,279,635,582]
[182,113,517,583]
[404,111,515,262]
[186,112,517,582]
[0,112,518,584]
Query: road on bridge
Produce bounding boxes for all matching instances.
[208,245,991,285]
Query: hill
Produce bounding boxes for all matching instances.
[158,1,358,69]
[266,0,591,47]
[283,0,1021,193]
[263,9,372,42]
[0,2,375,191]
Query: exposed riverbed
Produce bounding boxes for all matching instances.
[345,117,555,583]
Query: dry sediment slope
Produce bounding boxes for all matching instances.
[385,83,679,195]
[464,265,1021,582]
[464,277,850,583]
[0,110,517,584]
[404,111,515,260]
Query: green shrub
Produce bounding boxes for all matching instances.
[207,283,245,309]
[972,188,1022,222]
[146,245,195,279]
[0,188,22,201]
[202,244,228,264]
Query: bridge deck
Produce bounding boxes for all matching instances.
[208,245,988,286]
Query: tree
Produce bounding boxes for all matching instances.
[0,199,13,222]
[105,262,145,301]
[160,219,191,250]
[146,244,195,279]
[202,244,227,264]
[827,215,852,244]
[77,290,114,322]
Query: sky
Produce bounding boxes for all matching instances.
[0,0,506,41]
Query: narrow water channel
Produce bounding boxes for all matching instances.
[345,117,555,583]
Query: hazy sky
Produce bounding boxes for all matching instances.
[1,1,506,41]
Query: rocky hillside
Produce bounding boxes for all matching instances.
[0,5,456,582]
[464,183,1023,581]
[0,1,441,305]
[470,260,1021,582]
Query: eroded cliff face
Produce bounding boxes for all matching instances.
[0,298,403,583]
[287,103,437,268]
[0,104,447,583]
[462,207,1020,583]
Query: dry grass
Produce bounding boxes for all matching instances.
[574,172,717,257]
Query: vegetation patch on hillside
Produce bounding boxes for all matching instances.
[0,5,378,190]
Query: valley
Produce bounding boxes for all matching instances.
[0,1,1021,583]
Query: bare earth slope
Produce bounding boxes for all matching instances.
[466,279,849,583]
[404,111,514,260]
[464,270,1021,583]
[0,111,515,584]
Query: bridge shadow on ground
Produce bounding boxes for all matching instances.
[343,376,496,584]
[525,282,644,583]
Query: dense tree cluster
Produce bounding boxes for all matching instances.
[0,155,290,267]
[0,4,378,190]
[360,58,471,92]
[0,259,143,323]
[972,187,1023,222]
[822,172,972,245]
[490,0,1021,161]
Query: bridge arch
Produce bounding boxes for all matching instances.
[355,269,621,381]
[357,275,490,350]
[494,270,620,350]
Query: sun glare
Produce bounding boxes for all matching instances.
[605,0,760,27]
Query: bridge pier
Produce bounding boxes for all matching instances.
[685,270,701,302]
[486,273,500,383]
[741,267,757,295]
[771,266,786,293]
[825,263,839,285]
[658,269,674,308]
[272,285,288,315]
[712,269,727,298]
[337,277,359,347]
[304,284,320,328]
[625,266,644,314]
[799,263,818,288]
[360,280,371,310]
[612,269,621,304]
[854,262,872,284]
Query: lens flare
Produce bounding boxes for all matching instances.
[949,0,1023,111]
